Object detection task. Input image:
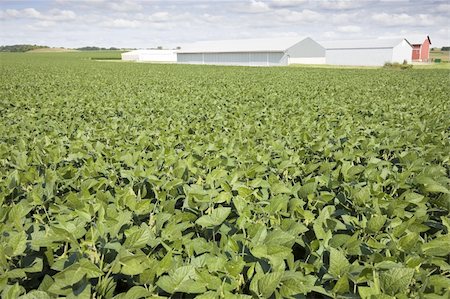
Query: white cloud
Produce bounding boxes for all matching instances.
[319,0,364,10]
[145,11,203,29]
[5,9,20,17]
[330,12,359,24]
[23,8,42,18]
[200,13,223,23]
[372,13,413,25]
[274,8,323,22]
[33,20,57,28]
[56,0,142,12]
[235,0,271,13]
[47,9,76,21]
[250,0,271,12]
[268,0,308,8]
[322,31,338,38]
[108,0,143,12]
[372,12,434,26]
[0,7,76,22]
[102,18,140,28]
[337,25,361,33]
[56,0,104,3]
[148,12,171,22]
[435,4,450,13]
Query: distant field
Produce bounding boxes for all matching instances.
[7,50,123,59]
[290,63,379,69]
[27,48,80,53]
[0,52,449,298]
[291,62,450,69]
[430,49,450,62]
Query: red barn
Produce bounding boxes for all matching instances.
[409,36,431,62]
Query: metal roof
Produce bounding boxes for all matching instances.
[319,38,408,49]
[177,36,310,53]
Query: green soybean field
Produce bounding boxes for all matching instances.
[0,52,449,299]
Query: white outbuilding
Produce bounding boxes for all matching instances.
[319,38,412,66]
[177,37,325,66]
[121,50,177,63]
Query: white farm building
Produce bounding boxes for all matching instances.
[121,50,177,63]
[177,37,325,66]
[319,38,412,66]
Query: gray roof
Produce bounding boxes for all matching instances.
[319,38,408,49]
[177,36,310,53]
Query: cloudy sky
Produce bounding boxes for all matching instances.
[0,0,449,48]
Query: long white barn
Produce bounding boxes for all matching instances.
[177,37,325,66]
[319,38,412,66]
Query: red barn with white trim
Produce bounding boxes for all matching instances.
[409,36,431,62]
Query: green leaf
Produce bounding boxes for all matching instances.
[70,279,91,299]
[124,225,153,249]
[279,272,315,297]
[195,291,218,299]
[3,283,24,299]
[9,231,27,257]
[206,254,227,272]
[333,273,349,294]
[156,266,206,294]
[237,186,253,198]
[196,269,222,290]
[19,290,51,299]
[416,176,450,194]
[225,258,245,277]
[50,259,103,289]
[380,268,415,295]
[422,235,450,256]
[121,256,146,276]
[156,275,178,293]
[265,229,295,245]
[176,281,206,294]
[250,244,267,259]
[37,275,54,292]
[403,192,424,204]
[329,248,350,277]
[298,182,317,199]
[251,225,267,245]
[258,272,283,298]
[398,232,418,251]
[195,207,231,228]
[271,182,291,195]
[367,215,387,233]
[78,259,103,278]
[113,286,153,299]
[428,275,450,292]
[358,286,380,298]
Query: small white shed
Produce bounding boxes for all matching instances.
[319,38,412,66]
[121,50,177,63]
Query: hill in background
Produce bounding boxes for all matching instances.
[0,45,131,52]
[28,48,80,53]
[0,44,50,52]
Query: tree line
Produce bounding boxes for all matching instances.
[0,45,130,52]
[0,44,49,52]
